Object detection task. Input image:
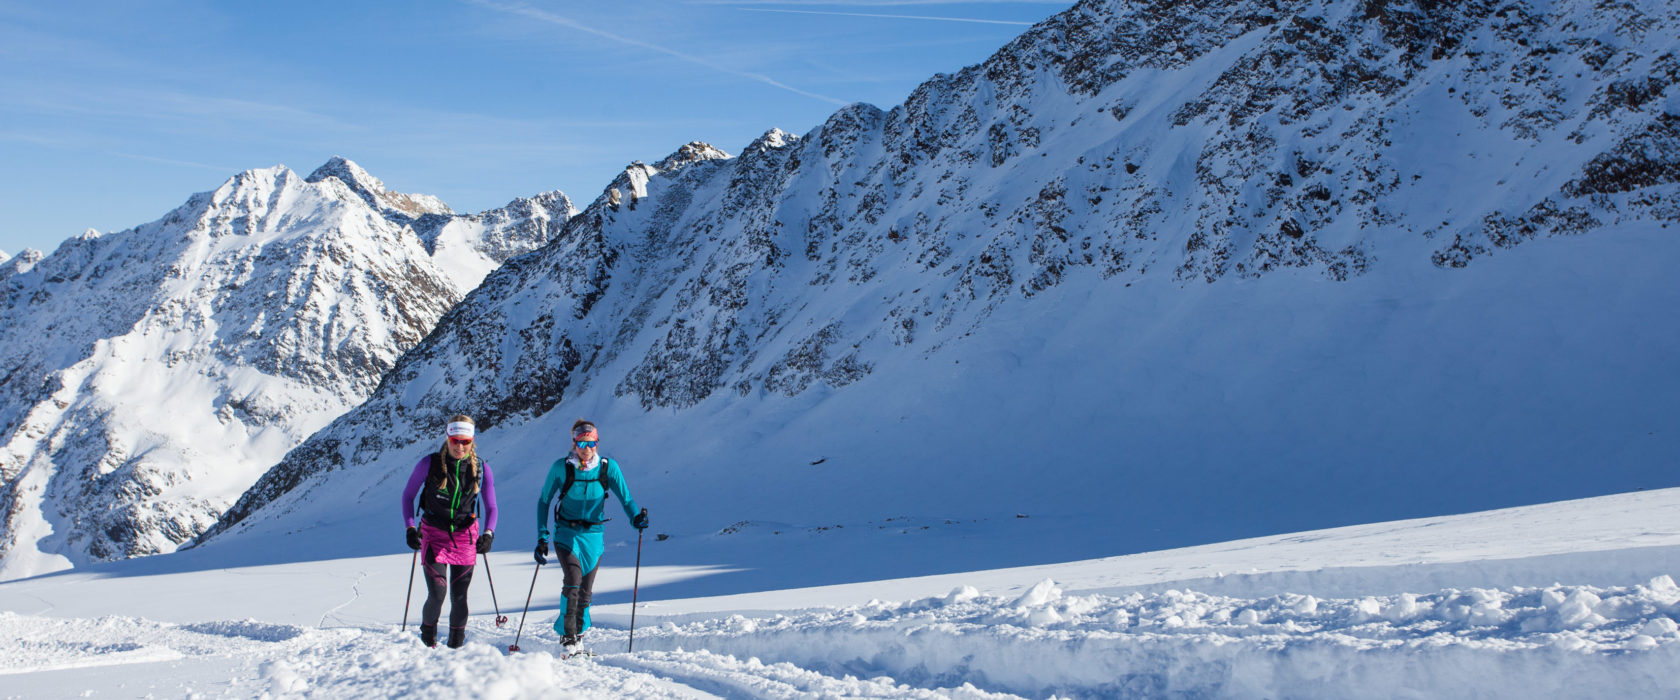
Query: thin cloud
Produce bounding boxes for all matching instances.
[469,0,849,106]
[741,8,1035,25]
[5,83,356,134]
[106,151,239,173]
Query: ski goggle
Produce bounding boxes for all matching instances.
[448,437,473,446]
[574,440,598,449]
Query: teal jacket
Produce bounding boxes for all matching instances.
[536,455,640,543]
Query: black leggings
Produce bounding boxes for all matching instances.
[421,556,474,631]
[557,546,598,638]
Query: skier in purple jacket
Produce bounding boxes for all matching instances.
[401,414,498,648]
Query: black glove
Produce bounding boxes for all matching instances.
[533,540,548,565]
[406,527,421,551]
[632,508,649,531]
[476,531,494,554]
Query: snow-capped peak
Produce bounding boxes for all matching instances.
[743,128,797,155]
[654,141,731,172]
[3,248,44,275]
[0,249,9,265]
[305,156,453,219]
[306,156,381,193]
[207,166,300,213]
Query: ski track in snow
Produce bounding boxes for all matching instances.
[6,575,1680,698]
[319,569,370,630]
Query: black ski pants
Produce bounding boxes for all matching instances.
[421,556,474,631]
[556,545,598,639]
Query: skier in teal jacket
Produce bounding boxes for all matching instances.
[534,419,648,650]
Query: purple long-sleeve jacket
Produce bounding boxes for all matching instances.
[401,455,498,532]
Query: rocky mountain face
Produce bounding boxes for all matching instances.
[0,159,573,579]
[200,0,1678,547]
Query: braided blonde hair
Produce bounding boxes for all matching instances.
[434,414,480,495]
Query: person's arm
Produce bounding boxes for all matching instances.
[479,460,499,533]
[536,460,564,541]
[608,459,640,521]
[400,457,429,528]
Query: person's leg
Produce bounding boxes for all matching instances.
[573,562,599,641]
[447,564,474,648]
[419,552,447,647]
[558,547,585,643]
[561,550,601,644]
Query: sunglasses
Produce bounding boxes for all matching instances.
[448,437,473,446]
[574,440,598,449]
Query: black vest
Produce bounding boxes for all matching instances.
[419,453,480,531]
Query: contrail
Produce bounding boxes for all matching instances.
[469,0,849,106]
[741,8,1035,26]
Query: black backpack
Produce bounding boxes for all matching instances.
[555,458,611,527]
[420,453,481,531]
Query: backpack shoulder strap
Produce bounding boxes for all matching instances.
[561,459,577,500]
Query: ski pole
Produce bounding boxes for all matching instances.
[628,529,644,653]
[401,548,418,631]
[481,551,508,627]
[472,502,506,627]
[509,561,542,652]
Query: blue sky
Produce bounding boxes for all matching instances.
[0,1,1071,256]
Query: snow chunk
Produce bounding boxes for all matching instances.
[1354,597,1382,620]
[1550,633,1590,652]
[1642,617,1679,637]
[1013,579,1062,608]
[1107,608,1134,627]
[1647,576,1680,605]
[1026,607,1064,627]
[943,585,980,605]
[1290,595,1319,615]
[260,659,308,693]
[1383,593,1420,622]
[1557,590,1607,629]
[180,619,304,642]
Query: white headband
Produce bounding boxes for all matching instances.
[446,421,475,440]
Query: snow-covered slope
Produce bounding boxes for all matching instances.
[205,0,1679,570]
[0,160,574,579]
[5,487,1680,698]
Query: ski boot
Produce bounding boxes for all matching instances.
[448,626,466,649]
[419,625,438,648]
